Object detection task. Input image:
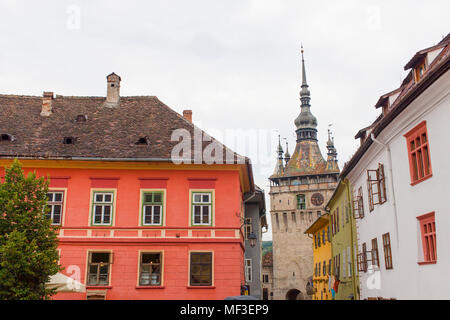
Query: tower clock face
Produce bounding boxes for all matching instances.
[311,193,324,206]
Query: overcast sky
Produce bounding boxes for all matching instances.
[1,0,449,240]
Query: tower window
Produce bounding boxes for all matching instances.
[297,194,306,210]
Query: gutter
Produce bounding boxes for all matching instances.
[370,133,399,249]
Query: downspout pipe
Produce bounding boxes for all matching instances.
[341,178,358,300]
[370,133,400,249]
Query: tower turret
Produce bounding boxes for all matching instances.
[284,141,291,166]
[273,135,285,175]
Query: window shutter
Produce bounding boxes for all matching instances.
[367,170,375,211]
[378,164,387,204]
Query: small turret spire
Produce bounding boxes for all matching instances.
[273,134,285,176]
[326,125,338,160]
[277,135,284,159]
[284,140,291,165]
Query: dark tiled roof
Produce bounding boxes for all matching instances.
[341,38,450,178]
[0,95,244,163]
[404,33,450,70]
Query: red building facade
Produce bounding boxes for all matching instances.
[0,74,255,299]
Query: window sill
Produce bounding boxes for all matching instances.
[187,286,216,289]
[90,225,114,228]
[418,260,437,265]
[136,286,165,289]
[410,174,432,186]
[86,286,112,289]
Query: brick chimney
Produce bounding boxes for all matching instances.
[40,92,54,116]
[183,110,192,123]
[104,72,121,108]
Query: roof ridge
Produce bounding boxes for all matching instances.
[0,94,41,99]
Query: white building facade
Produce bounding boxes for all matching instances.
[342,35,450,299]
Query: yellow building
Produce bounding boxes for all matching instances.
[305,214,331,300]
[326,178,359,300]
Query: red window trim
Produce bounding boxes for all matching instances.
[404,121,432,186]
[417,211,437,264]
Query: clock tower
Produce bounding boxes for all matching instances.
[269,47,340,300]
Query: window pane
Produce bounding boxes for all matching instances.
[194,206,201,224]
[94,206,102,223]
[153,193,162,203]
[423,146,430,175]
[88,264,97,274]
[153,207,161,224]
[53,204,61,216]
[421,133,427,143]
[412,153,418,181]
[202,194,210,203]
[54,193,63,202]
[191,253,201,263]
[201,253,212,263]
[144,206,152,224]
[88,274,97,285]
[95,194,103,202]
[415,137,421,147]
[140,273,151,285]
[202,206,210,224]
[194,194,202,203]
[145,194,153,203]
[47,193,54,202]
[98,275,108,285]
[104,194,112,202]
[417,149,424,178]
[143,253,160,264]
[53,206,61,224]
[91,253,110,263]
[103,206,111,223]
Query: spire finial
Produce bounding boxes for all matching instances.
[301,45,307,87]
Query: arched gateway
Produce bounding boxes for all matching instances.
[286,289,302,300]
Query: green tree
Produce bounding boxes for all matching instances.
[0,159,61,300]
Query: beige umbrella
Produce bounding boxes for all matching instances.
[46,273,86,293]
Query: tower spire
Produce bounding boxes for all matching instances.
[300,45,311,105]
[301,45,307,87]
[294,45,318,142]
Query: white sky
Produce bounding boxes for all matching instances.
[0,1,449,240]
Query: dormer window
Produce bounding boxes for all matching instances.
[63,137,76,145]
[135,137,149,145]
[75,115,87,122]
[0,133,13,142]
[415,60,427,82]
